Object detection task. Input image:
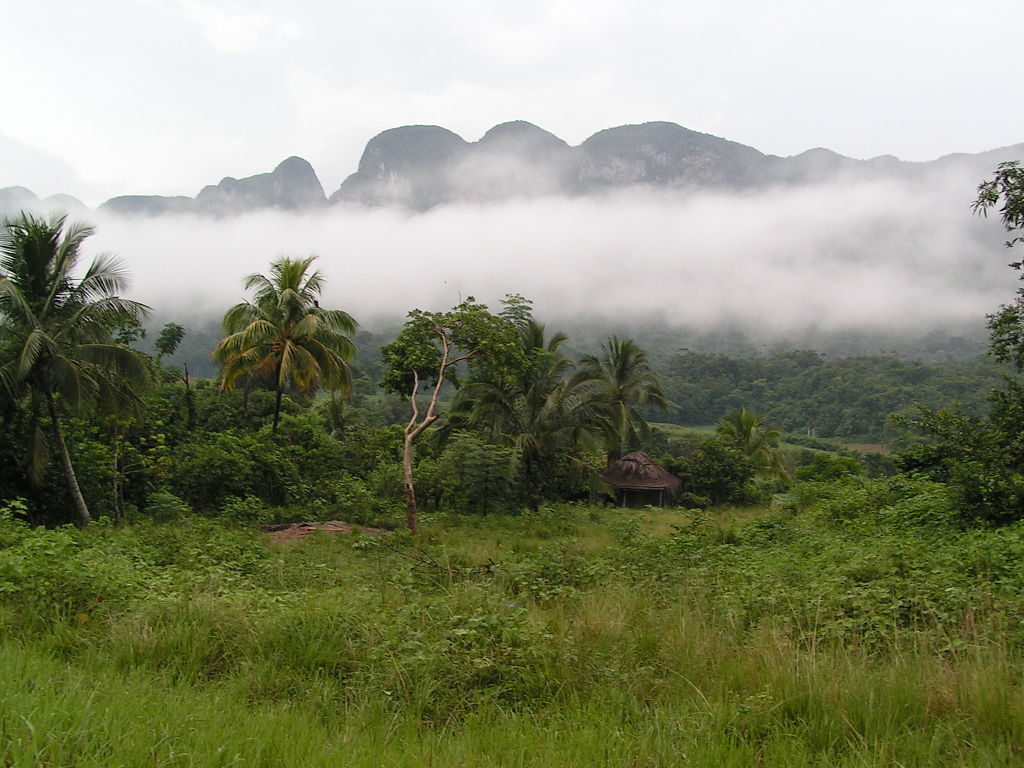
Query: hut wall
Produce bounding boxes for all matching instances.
[619,488,667,508]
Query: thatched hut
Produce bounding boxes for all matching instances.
[601,452,682,508]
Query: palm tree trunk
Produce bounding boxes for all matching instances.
[46,394,91,528]
[272,387,283,433]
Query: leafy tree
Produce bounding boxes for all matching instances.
[379,298,522,533]
[894,385,1024,524]
[455,319,608,506]
[212,256,357,433]
[153,321,194,426]
[663,439,757,506]
[974,160,1024,250]
[889,162,1024,524]
[0,213,150,526]
[975,160,1024,369]
[154,321,185,362]
[716,407,790,481]
[576,337,667,463]
[795,453,862,482]
[437,432,518,515]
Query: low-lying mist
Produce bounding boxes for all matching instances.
[84,169,1012,347]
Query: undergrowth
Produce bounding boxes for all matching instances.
[1,479,1023,766]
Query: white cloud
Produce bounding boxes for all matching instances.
[175,0,302,54]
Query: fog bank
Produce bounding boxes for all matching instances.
[83,171,1012,340]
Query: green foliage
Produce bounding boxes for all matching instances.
[896,380,1024,523]
[380,298,526,531]
[576,336,667,460]
[498,540,608,601]
[2,491,1024,765]
[975,161,1024,370]
[0,523,152,625]
[974,160,1024,251]
[662,349,1005,441]
[664,439,759,506]
[795,453,862,482]
[0,212,151,525]
[153,321,185,360]
[379,297,523,396]
[717,407,790,481]
[453,319,607,507]
[164,431,261,511]
[219,494,272,524]
[145,490,191,522]
[212,255,357,432]
[438,432,518,515]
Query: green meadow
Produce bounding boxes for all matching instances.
[2,487,1022,767]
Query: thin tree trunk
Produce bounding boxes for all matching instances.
[46,394,91,528]
[272,356,285,433]
[111,427,122,525]
[403,431,418,535]
[183,362,195,429]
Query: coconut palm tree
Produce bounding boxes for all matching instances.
[716,407,790,481]
[455,319,608,504]
[212,255,357,432]
[0,213,150,527]
[575,336,668,463]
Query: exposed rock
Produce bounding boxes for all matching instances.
[101,194,196,217]
[100,156,326,217]
[195,156,327,216]
[577,121,770,190]
[12,123,1021,218]
[331,125,470,209]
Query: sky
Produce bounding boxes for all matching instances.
[2,0,1023,204]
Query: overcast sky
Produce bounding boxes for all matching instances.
[2,0,1023,205]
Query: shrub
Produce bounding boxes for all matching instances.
[145,490,191,522]
[795,453,863,481]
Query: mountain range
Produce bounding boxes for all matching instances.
[3,121,1022,217]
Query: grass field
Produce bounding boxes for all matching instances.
[2,487,1022,766]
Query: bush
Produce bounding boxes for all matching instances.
[664,439,758,506]
[438,433,518,515]
[795,453,863,481]
[145,490,191,522]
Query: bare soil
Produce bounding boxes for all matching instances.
[261,521,390,542]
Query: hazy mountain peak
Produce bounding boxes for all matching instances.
[9,121,1015,218]
[102,155,326,217]
[479,121,568,148]
[0,187,93,220]
[0,186,40,211]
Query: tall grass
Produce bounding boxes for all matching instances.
[2,486,1023,766]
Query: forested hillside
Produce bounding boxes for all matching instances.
[661,349,1010,441]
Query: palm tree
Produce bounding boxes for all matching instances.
[716,407,790,481]
[212,256,357,432]
[0,213,150,527]
[455,319,608,504]
[575,336,668,463]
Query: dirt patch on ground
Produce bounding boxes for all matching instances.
[261,521,391,542]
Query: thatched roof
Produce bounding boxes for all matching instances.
[601,452,682,495]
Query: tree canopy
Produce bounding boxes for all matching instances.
[380,298,522,532]
[974,160,1024,370]
[212,255,357,432]
[0,213,150,526]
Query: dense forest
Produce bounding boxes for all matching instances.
[2,162,1024,765]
